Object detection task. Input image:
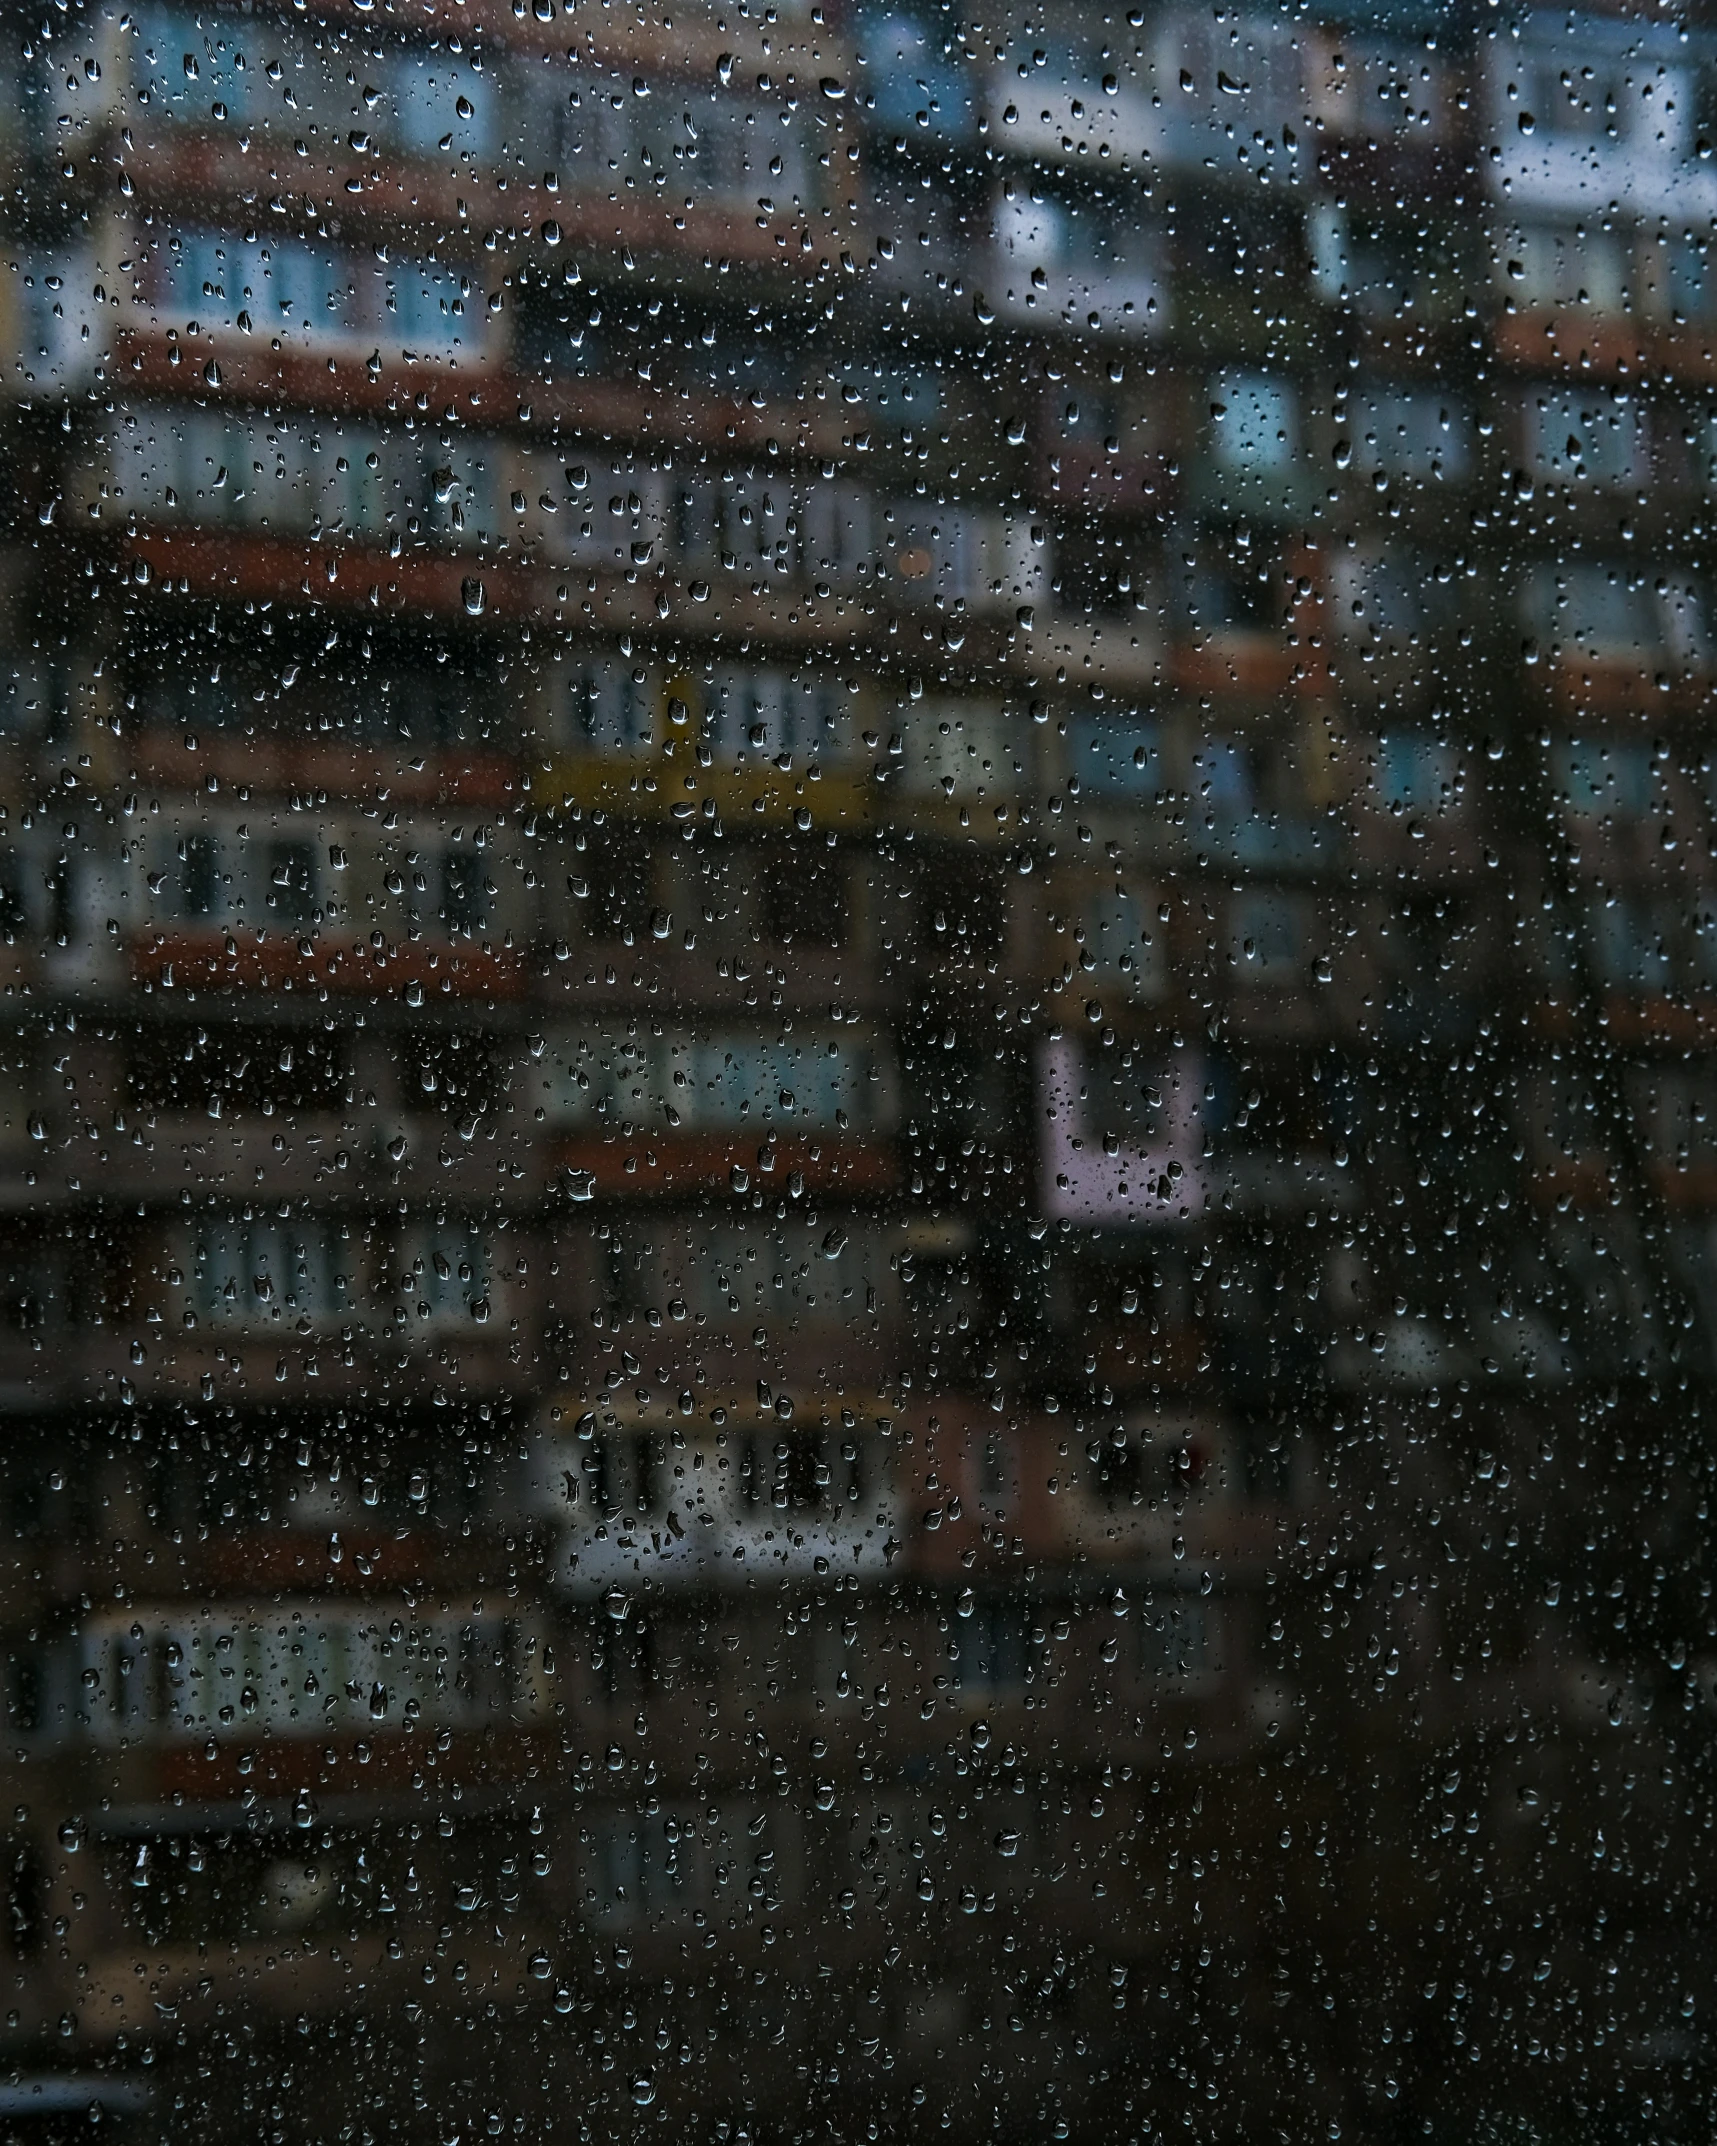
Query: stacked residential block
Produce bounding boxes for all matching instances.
[0,0,1709,2138]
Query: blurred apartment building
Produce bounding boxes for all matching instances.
[0,0,1706,2138]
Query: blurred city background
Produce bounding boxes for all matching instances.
[0,0,1707,2138]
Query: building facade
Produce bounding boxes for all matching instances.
[0,0,1708,2138]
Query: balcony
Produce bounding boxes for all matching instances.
[525,1419,904,1594]
[1487,207,1717,386]
[986,191,1165,338]
[0,1207,542,1404]
[896,1406,1288,1583]
[556,1210,904,1407]
[129,926,531,1002]
[1307,91,1466,209]
[111,325,852,466]
[125,727,519,809]
[553,1127,899,1202]
[33,1593,554,1750]
[1480,17,1717,227]
[112,522,900,653]
[544,751,877,835]
[113,14,857,283]
[120,137,834,276]
[979,13,1310,192]
[1184,369,1322,527]
[1521,562,1716,719]
[97,464,1075,667]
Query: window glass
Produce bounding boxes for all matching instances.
[13,3,1715,2138]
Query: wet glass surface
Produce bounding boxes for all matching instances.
[0,0,1711,2140]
